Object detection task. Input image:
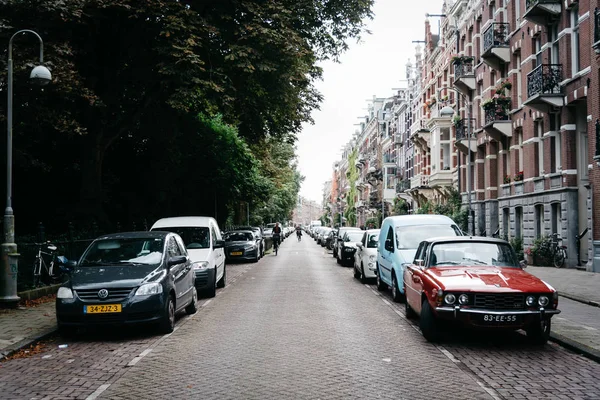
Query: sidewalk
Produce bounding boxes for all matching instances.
[2,266,600,362]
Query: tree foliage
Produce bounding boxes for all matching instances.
[0,0,373,233]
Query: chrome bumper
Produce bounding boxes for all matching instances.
[435,306,561,318]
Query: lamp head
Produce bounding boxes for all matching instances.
[439,105,455,117]
[30,65,52,86]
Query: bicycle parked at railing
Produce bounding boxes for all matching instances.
[550,233,567,268]
[32,241,67,287]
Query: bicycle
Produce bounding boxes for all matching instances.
[296,230,302,242]
[550,233,567,268]
[273,235,280,256]
[32,241,66,286]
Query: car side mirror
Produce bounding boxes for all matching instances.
[168,255,187,266]
[60,259,77,273]
[385,238,394,252]
[414,259,424,267]
[214,239,225,249]
[520,259,527,268]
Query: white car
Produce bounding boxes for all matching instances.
[150,216,226,298]
[353,229,380,283]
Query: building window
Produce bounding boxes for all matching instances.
[517,130,523,173]
[515,206,523,239]
[550,24,559,64]
[534,204,544,238]
[571,5,580,74]
[551,203,561,235]
[516,54,522,107]
[502,208,510,239]
[533,36,542,68]
[536,120,544,176]
[515,0,520,22]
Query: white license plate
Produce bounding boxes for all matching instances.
[482,314,518,323]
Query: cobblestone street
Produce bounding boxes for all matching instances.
[2,238,600,399]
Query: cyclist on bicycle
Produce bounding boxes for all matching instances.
[272,222,282,249]
[296,225,302,240]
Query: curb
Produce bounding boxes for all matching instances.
[549,331,600,364]
[18,284,61,301]
[559,292,600,308]
[0,325,57,360]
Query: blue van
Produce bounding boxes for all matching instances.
[376,215,462,302]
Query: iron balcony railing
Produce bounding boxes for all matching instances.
[396,179,411,192]
[484,104,510,126]
[527,64,562,98]
[453,58,474,79]
[454,118,476,141]
[483,22,509,53]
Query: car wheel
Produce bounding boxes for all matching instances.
[420,299,439,342]
[216,265,226,288]
[404,293,417,319]
[159,295,176,334]
[333,249,337,258]
[376,264,386,292]
[360,265,368,284]
[206,274,217,298]
[526,318,551,345]
[391,274,405,303]
[185,287,198,315]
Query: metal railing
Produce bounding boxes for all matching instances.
[454,118,475,140]
[483,22,510,53]
[526,0,560,11]
[484,104,510,125]
[527,64,562,98]
[453,58,474,79]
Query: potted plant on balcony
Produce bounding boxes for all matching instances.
[503,174,511,184]
[451,55,474,64]
[514,171,524,182]
[452,114,461,126]
[481,98,495,110]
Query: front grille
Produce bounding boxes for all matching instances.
[473,294,525,310]
[76,288,134,302]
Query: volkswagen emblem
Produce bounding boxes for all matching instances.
[98,289,109,299]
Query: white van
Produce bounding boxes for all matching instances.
[150,216,225,298]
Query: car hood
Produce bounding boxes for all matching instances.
[187,248,210,262]
[426,266,555,293]
[70,264,162,289]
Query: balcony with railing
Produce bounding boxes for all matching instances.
[452,56,476,95]
[524,64,563,112]
[454,118,477,154]
[523,0,561,25]
[482,99,512,141]
[396,179,411,193]
[410,174,429,189]
[383,153,397,166]
[482,23,510,70]
[410,119,430,152]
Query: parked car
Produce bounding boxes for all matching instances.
[337,230,365,266]
[403,236,560,344]
[318,227,332,246]
[223,230,261,262]
[353,229,380,283]
[56,231,198,336]
[377,215,462,303]
[236,226,265,258]
[150,216,226,298]
[334,227,361,260]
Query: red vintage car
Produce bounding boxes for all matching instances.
[403,236,560,344]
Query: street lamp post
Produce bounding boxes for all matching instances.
[440,89,473,236]
[1,30,51,307]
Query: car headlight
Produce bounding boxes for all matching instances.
[458,294,469,305]
[192,261,209,270]
[538,296,549,306]
[444,293,456,304]
[526,295,536,306]
[244,245,256,250]
[57,287,74,299]
[136,282,163,296]
[344,247,354,252]
[369,255,376,262]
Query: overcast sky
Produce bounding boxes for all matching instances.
[296,0,443,203]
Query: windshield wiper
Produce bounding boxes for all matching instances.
[462,257,490,266]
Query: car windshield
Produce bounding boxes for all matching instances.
[152,226,210,249]
[367,233,379,248]
[345,231,364,242]
[395,224,460,249]
[80,237,164,266]
[429,242,519,268]
[225,232,254,242]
